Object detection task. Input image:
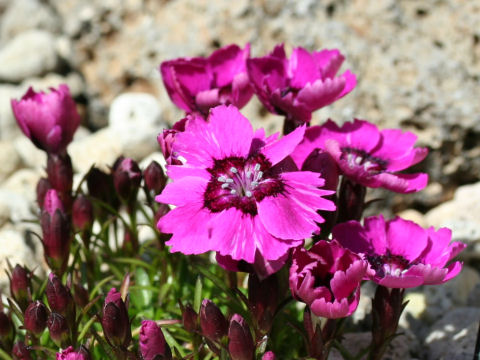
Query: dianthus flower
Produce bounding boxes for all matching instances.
[332,215,466,288]
[156,105,335,264]
[11,84,80,154]
[289,240,367,318]
[296,119,428,193]
[247,44,356,124]
[56,346,87,360]
[160,44,253,116]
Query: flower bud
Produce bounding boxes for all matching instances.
[48,312,69,347]
[144,161,166,194]
[12,341,32,360]
[200,299,228,342]
[182,304,198,333]
[36,177,52,209]
[139,320,172,360]
[56,346,89,360]
[228,314,254,360]
[72,195,93,232]
[0,311,14,351]
[248,273,278,335]
[41,190,72,275]
[24,300,48,336]
[86,167,118,215]
[47,153,73,195]
[46,273,75,324]
[262,351,276,360]
[101,288,131,348]
[9,264,31,311]
[73,282,89,308]
[11,84,81,154]
[112,157,142,203]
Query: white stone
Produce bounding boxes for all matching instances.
[0,141,21,183]
[0,30,58,82]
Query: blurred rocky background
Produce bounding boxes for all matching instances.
[0,0,479,359]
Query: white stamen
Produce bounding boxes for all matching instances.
[254,164,261,171]
[251,181,258,187]
[246,171,252,178]
[226,178,234,183]
[230,189,237,195]
[355,156,362,165]
[230,167,238,173]
[221,183,229,189]
[245,191,252,197]
[218,176,227,182]
[257,171,263,179]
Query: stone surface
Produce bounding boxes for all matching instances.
[0,30,58,82]
[425,307,480,360]
[0,141,21,182]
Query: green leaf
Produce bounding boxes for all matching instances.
[78,316,97,342]
[130,267,152,309]
[194,276,203,313]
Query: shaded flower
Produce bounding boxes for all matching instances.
[156,105,335,264]
[216,251,289,280]
[11,84,80,154]
[333,215,466,288]
[139,320,172,360]
[101,288,131,348]
[247,44,356,123]
[299,119,429,193]
[160,44,253,115]
[289,240,367,318]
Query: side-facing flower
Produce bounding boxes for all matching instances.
[289,240,367,318]
[139,320,172,360]
[101,288,131,348]
[333,215,466,288]
[11,84,81,154]
[300,119,428,193]
[41,190,72,275]
[247,44,356,124]
[156,105,335,265]
[160,44,253,115]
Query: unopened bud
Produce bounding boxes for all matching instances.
[86,167,118,215]
[73,282,89,308]
[101,288,131,348]
[200,299,228,342]
[248,274,278,335]
[112,157,142,203]
[12,341,32,360]
[47,153,73,195]
[47,312,69,347]
[228,314,254,360]
[144,161,166,194]
[182,304,198,333]
[24,301,48,336]
[46,273,75,323]
[9,264,31,311]
[139,320,172,360]
[72,195,93,232]
[36,177,52,209]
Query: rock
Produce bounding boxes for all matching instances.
[329,329,420,360]
[0,141,21,183]
[0,225,44,292]
[425,182,480,252]
[423,265,480,322]
[425,307,480,360]
[0,0,61,42]
[395,209,427,228]
[0,30,58,83]
[13,137,47,171]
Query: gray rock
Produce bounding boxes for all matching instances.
[425,307,480,360]
[0,30,58,82]
[0,141,21,183]
[0,0,61,42]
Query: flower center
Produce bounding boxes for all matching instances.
[366,252,413,278]
[341,147,387,174]
[204,154,284,215]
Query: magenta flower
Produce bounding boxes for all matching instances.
[157,115,191,166]
[56,346,87,360]
[139,320,172,360]
[297,119,428,193]
[289,240,367,318]
[247,44,356,123]
[156,105,335,264]
[333,215,466,288]
[160,44,253,115]
[11,84,80,154]
[216,251,289,279]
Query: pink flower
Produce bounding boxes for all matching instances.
[11,85,80,154]
[156,105,335,264]
[296,119,429,193]
[56,347,87,360]
[289,240,367,318]
[139,320,172,360]
[247,44,356,123]
[160,44,253,115]
[333,215,466,288]
[216,251,289,279]
[157,115,192,165]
